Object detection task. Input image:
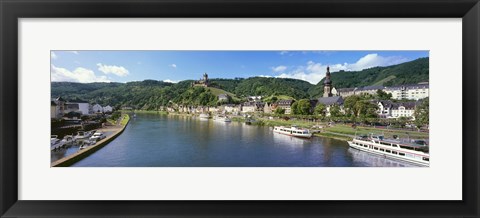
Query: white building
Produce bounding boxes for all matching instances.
[103,105,114,113]
[384,84,429,100]
[69,100,90,115]
[92,104,103,113]
[376,100,416,119]
[225,104,241,113]
[276,99,295,114]
[337,83,429,101]
[391,102,416,119]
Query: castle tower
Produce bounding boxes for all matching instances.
[323,66,333,97]
[203,73,209,86]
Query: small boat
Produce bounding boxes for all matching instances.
[89,132,106,141]
[348,134,429,167]
[273,126,312,138]
[199,113,210,120]
[50,135,66,151]
[74,131,94,141]
[245,117,256,125]
[213,115,231,122]
[60,135,75,146]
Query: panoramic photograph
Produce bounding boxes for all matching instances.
[50,50,429,167]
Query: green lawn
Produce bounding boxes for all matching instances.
[120,114,130,126]
[324,124,429,139]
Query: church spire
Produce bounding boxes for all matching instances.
[323,66,333,97]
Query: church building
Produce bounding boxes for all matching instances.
[316,66,344,115]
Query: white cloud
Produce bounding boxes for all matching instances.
[97,63,129,77]
[273,53,411,84]
[51,65,110,83]
[51,52,57,60]
[271,65,287,72]
[163,79,179,83]
[170,64,177,68]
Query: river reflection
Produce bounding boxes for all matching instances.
[71,113,419,167]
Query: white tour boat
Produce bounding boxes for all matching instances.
[348,134,430,167]
[273,126,312,138]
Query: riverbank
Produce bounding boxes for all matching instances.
[51,114,130,167]
[123,110,169,115]
[138,112,429,142]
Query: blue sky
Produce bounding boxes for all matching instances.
[51,50,428,84]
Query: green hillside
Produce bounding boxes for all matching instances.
[309,57,429,97]
[206,87,240,101]
[51,57,428,110]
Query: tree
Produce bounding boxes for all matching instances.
[314,103,326,117]
[344,95,361,116]
[354,101,379,118]
[291,102,299,115]
[414,98,429,130]
[329,104,342,117]
[274,107,285,115]
[376,89,392,100]
[296,99,312,115]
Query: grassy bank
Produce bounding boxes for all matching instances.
[323,124,429,140]
[121,114,130,126]
[122,110,169,115]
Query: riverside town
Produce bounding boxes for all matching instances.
[51,51,429,167]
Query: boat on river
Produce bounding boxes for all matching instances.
[213,115,231,122]
[50,135,66,151]
[74,131,94,141]
[347,134,429,167]
[199,113,210,120]
[273,126,312,138]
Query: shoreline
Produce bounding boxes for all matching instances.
[51,114,130,167]
[127,111,428,142]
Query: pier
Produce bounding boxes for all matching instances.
[51,114,130,167]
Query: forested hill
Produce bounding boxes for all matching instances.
[51,57,428,110]
[51,77,314,110]
[309,57,429,97]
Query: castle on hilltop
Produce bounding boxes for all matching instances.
[192,73,209,87]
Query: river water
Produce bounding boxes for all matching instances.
[69,113,416,167]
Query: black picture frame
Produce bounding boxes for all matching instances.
[1,0,479,217]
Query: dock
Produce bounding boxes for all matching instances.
[51,114,130,167]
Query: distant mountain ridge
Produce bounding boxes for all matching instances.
[51,57,428,110]
[309,57,429,97]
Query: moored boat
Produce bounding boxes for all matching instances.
[50,135,66,151]
[347,134,429,167]
[74,131,94,141]
[213,115,231,122]
[199,113,210,120]
[273,126,312,138]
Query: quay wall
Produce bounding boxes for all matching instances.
[51,115,130,167]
